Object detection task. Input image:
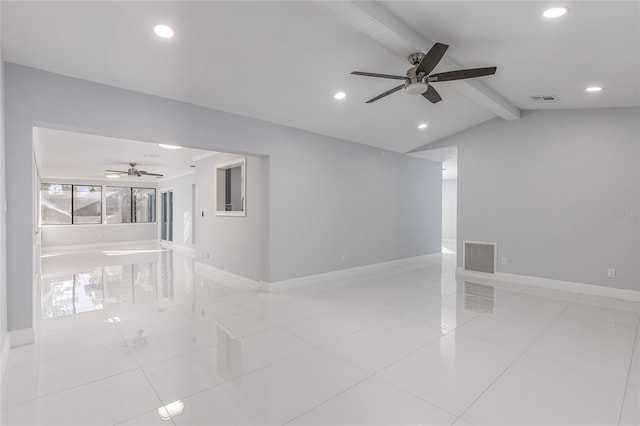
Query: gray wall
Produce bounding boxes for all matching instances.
[158,173,195,248]
[0,2,8,365]
[442,179,457,240]
[268,141,442,281]
[4,63,442,332]
[195,154,264,282]
[427,108,640,291]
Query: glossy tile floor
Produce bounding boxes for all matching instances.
[1,242,639,425]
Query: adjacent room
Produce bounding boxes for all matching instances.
[0,2,638,426]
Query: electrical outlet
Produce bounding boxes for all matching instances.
[341,254,348,263]
[501,257,507,265]
[607,268,616,278]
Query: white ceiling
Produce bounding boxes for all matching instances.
[34,127,214,182]
[3,2,639,154]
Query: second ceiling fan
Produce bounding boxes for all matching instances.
[105,163,164,178]
[351,42,497,104]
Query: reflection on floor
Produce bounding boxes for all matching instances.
[2,243,639,425]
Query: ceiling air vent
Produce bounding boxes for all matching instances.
[530,95,558,101]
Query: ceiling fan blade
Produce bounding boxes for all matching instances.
[351,71,407,81]
[416,42,449,76]
[422,85,442,104]
[105,170,127,173]
[365,84,405,103]
[139,171,164,177]
[428,66,497,82]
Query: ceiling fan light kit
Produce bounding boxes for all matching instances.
[351,42,497,105]
[405,81,429,95]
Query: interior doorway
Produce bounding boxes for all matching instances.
[441,149,457,254]
[160,190,173,242]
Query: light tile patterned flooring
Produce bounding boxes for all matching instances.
[1,243,638,425]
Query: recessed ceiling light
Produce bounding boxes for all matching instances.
[159,143,182,150]
[543,7,568,18]
[153,24,174,39]
[105,173,120,179]
[333,92,346,100]
[418,123,428,129]
[586,86,603,92]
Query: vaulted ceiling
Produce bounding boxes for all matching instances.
[3,1,639,154]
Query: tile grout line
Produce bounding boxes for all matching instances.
[281,327,462,425]
[6,323,126,370]
[617,316,640,426]
[455,300,576,422]
[113,318,178,426]
[0,364,143,410]
[280,373,374,426]
[2,326,140,409]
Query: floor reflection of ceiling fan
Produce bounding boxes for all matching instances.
[351,42,497,104]
[105,163,164,178]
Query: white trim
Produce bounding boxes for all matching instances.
[159,241,195,255]
[442,238,456,245]
[456,268,640,302]
[191,151,218,162]
[263,253,442,292]
[1,334,11,384]
[41,239,158,254]
[215,211,245,217]
[41,222,158,228]
[156,170,194,183]
[9,328,35,347]
[194,262,259,291]
[215,157,246,217]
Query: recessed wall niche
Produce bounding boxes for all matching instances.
[215,157,246,216]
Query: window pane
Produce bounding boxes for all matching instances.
[73,185,102,224]
[133,188,156,223]
[40,275,74,318]
[41,184,72,225]
[106,186,131,223]
[103,264,133,306]
[74,269,104,313]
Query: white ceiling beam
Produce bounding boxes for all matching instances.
[324,1,521,121]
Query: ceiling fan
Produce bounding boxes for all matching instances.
[351,42,497,104]
[105,163,164,178]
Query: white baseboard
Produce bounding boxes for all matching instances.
[159,241,195,255]
[456,268,640,302]
[1,333,11,385]
[42,239,158,253]
[9,328,35,347]
[442,238,456,245]
[263,253,443,292]
[194,262,259,291]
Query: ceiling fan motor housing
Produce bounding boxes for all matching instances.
[404,66,429,95]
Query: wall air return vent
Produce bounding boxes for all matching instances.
[463,241,497,273]
[530,95,558,101]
